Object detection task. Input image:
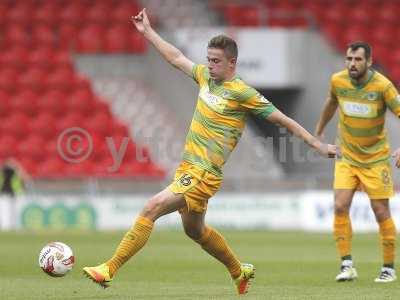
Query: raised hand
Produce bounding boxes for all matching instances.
[131,8,151,34]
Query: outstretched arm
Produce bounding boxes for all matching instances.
[131,8,194,76]
[267,110,337,158]
[315,95,338,138]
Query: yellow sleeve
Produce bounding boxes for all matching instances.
[240,87,277,119]
[192,64,208,86]
[383,83,400,117]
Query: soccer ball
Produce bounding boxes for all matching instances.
[38,242,75,277]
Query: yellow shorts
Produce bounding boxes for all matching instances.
[168,161,222,213]
[334,160,394,199]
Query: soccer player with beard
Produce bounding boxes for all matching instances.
[316,41,400,283]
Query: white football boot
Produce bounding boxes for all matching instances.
[374,267,397,283]
[335,260,358,282]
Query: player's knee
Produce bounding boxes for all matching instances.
[373,208,391,223]
[334,203,350,215]
[184,226,204,240]
[141,195,166,220]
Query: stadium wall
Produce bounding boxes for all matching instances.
[2,192,400,232]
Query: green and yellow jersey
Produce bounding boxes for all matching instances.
[330,69,400,167]
[182,64,276,177]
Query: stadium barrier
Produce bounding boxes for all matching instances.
[1,192,399,232]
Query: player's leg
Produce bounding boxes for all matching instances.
[83,188,186,287]
[180,210,254,295]
[360,163,396,282]
[333,161,359,281]
[180,209,242,278]
[333,189,358,281]
[370,199,396,282]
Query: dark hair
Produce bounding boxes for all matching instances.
[208,35,238,60]
[347,41,372,61]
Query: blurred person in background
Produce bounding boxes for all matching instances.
[0,158,30,229]
[83,8,337,295]
[0,158,28,197]
[316,41,400,283]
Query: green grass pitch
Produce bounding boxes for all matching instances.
[0,229,398,299]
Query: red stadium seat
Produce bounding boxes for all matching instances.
[56,112,85,131]
[351,5,371,25]
[104,25,129,53]
[33,2,59,26]
[6,2,32,26]
[29,112,57,139]
[3,25,32,48]
[0,91,11,117]
[0,68,19,93]
[378,3,398,24]
[93,99,111,116]
[111,1,140,25]
[112,121,130,138]
[390,68,400,87]
[76,24,105,53]
[17,157,37,176]
[0,135,18,159]
[121,160,148,177]
[0,3,8,28]
[32,25,57,49]
[92,157,116,177]
[390,50,400,66]
[323,3,347,25]
[1,113,29,139]
[0,46,29,70]
[59,2,84,25]
[73,76,92,93]
[58,24,79,50]
[86,2,111,25]
[38,89,68,116]
[371,25,394,47]
[128,32,147,53]
[46,67,75,90]
[341,26,367,48]
[373,46,391,67]
[18,67,47,92]
[64,160,94,177]
[17,135,46,162]
[36,157,65,178]
[28,47,55,70]
[84,112,112,137]
[53,51,74,70]
[67,89,95,116]
[10,90,38,117]
[145,163,166,178]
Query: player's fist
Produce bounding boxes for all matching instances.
[315,142,338,158]
[131,8,151,34]
[392,148,400,168]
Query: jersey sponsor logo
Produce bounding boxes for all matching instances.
[367,92,378,101]
[199,87,228,113]
[342,101,375,118]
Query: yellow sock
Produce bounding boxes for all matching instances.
[379,218,396,267]
[334,213,352,258]
[195,226,241,279]
[106,216,154,277]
